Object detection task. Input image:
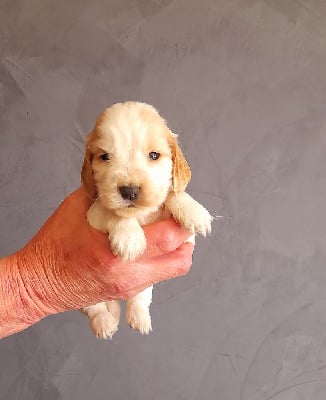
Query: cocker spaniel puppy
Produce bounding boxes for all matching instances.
[81,101,212,339]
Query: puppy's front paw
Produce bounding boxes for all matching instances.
[126,306,152,335]
[181,202,212,236]
[166,193,212,237]
[110,225,146,261]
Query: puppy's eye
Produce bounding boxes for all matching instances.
[148,152,160,160]
[100,153,110,161]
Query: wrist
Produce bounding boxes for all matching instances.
[15,242,68,317]
[0,239,69,338]
[0,253,48,338]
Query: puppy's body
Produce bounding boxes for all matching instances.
[81,102,212,339]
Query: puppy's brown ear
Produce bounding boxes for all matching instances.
[168,132,191,193]
[81,132,97,200]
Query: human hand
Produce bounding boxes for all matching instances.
[14,187,194,320]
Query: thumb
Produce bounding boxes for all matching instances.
[121,242,194,299]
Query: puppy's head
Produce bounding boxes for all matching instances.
[81,102,191,218]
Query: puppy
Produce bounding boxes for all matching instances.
[81,101,212,339]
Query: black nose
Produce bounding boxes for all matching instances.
[119,186,140,201]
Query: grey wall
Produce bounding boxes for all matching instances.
[1,0,326,399]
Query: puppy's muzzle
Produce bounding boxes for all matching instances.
[119,185,140,201]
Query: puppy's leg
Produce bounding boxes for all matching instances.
[87,201,146,260]
[107,217,147,261]
[83,301,121,339]
[126,286,153,334]
[165,192,212,236]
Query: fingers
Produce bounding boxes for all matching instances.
[120,242,194,298]
[142,218,193,257]
[151,242,194,280]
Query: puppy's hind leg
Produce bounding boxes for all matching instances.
[126,286,153,334]
[83,301,121,340]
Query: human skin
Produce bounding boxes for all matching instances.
[0,187,194,339]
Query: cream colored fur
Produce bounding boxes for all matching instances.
[82,101,212,339]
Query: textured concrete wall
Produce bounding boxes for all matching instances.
[1,0,326,399]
